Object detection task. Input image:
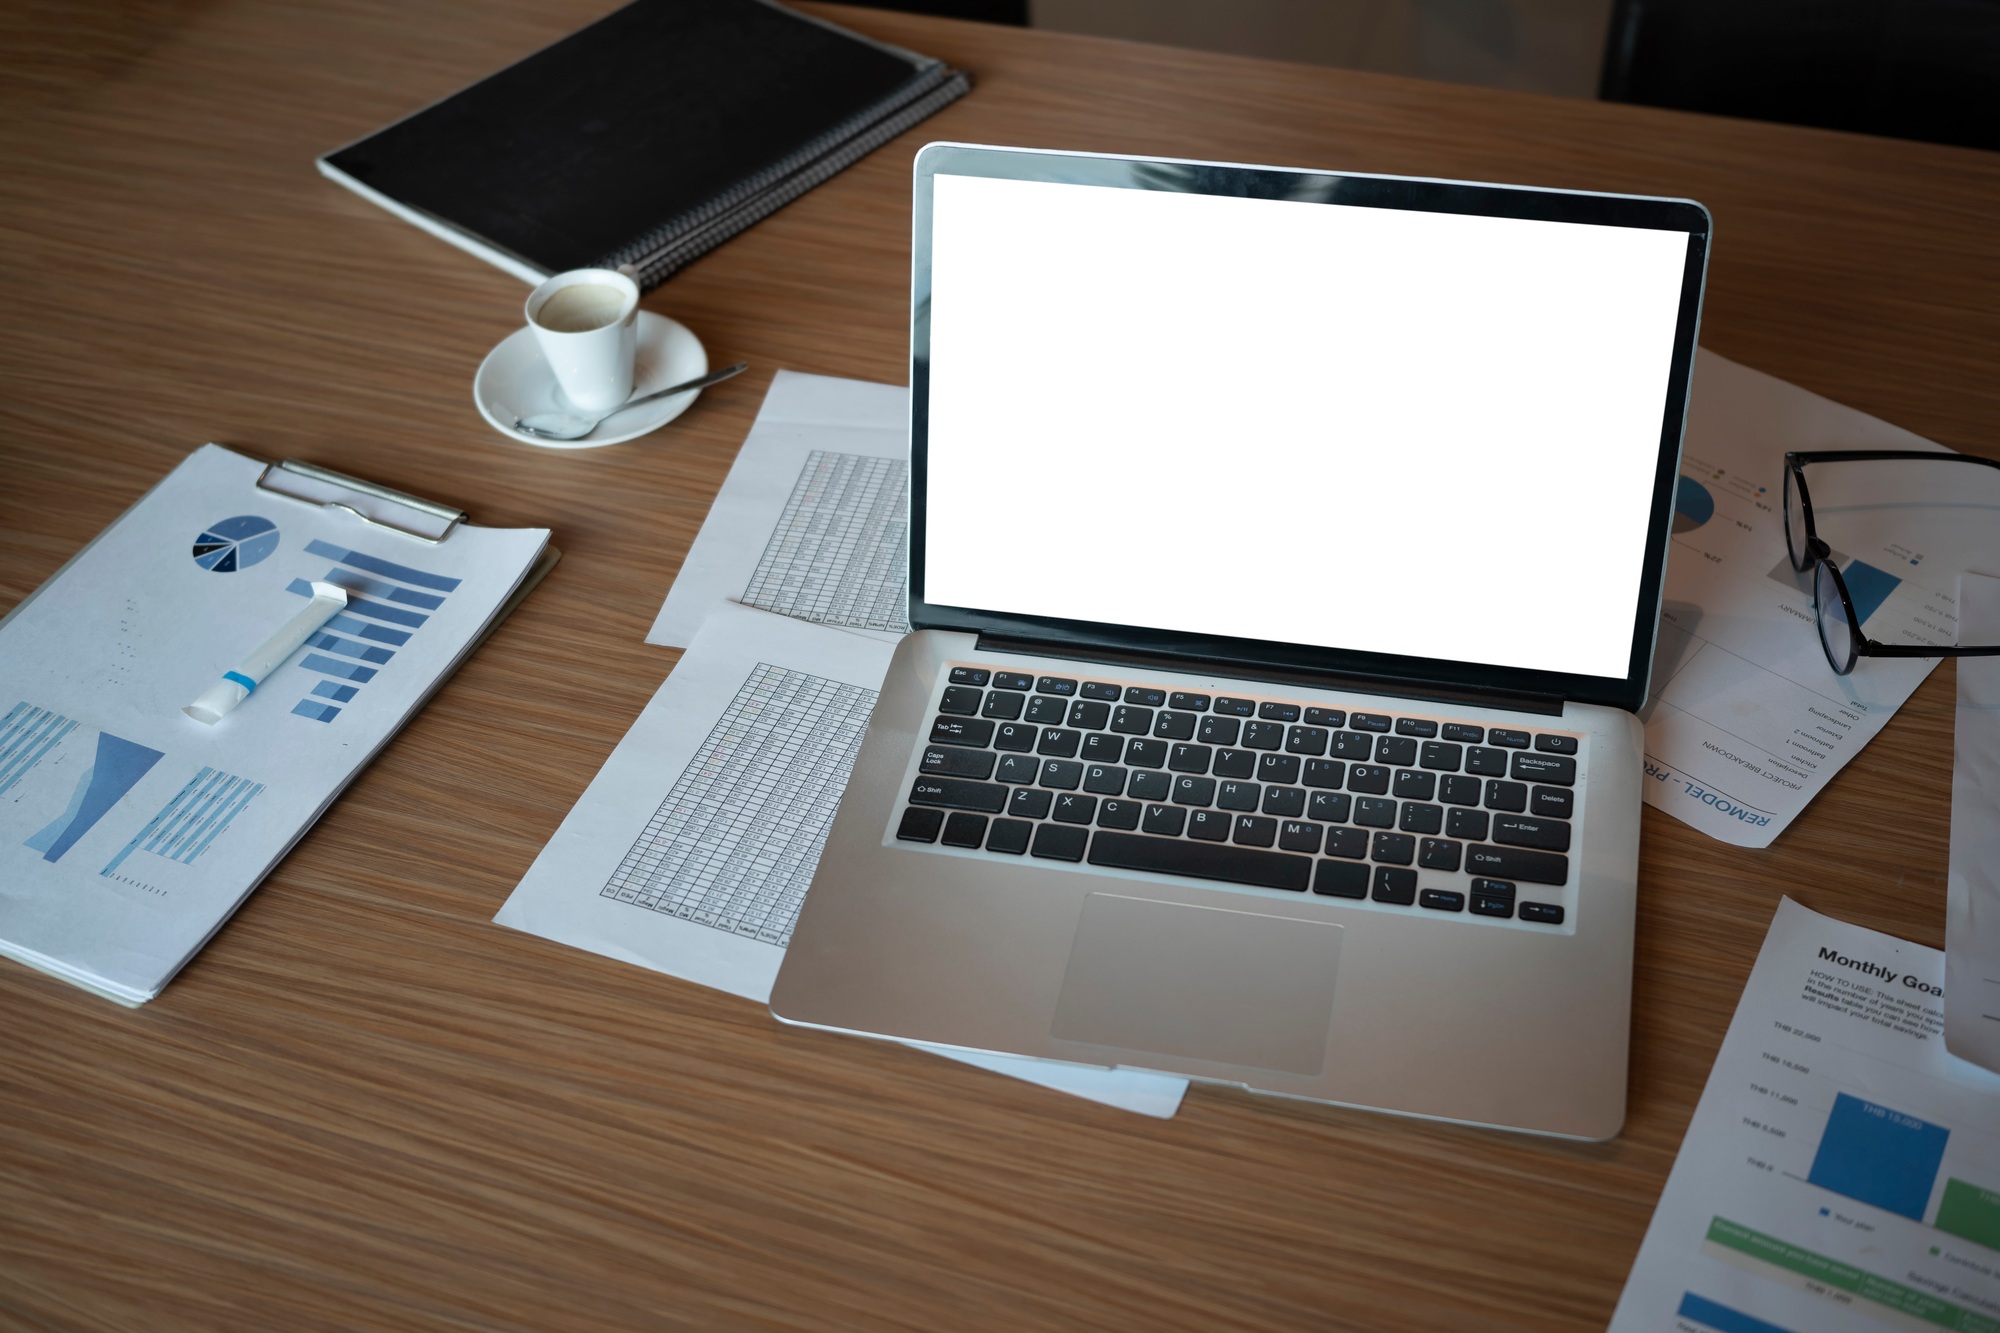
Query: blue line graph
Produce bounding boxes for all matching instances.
[25,731,165,863]
[283,542,456,722]
[102,766,263,876]
[0,703,78,796]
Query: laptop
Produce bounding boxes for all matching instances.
[770,143,1710,1139]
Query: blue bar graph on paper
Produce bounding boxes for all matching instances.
[283,544,455,722]
[102,767,263,876]
[307,631,395,664]
[1841,558,1901,627]
[323,612,410,646]
[324,567,445,609]
[303,539,462,591]
[1677,1293,1798,1333]
[1807,1093,1948,1220]
[292,700,341,722]
[0,703,78,796]
[311,681,358,702]
[285,579,430,628]
[300,653,377,683]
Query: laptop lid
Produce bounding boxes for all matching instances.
[907,143,1710,713]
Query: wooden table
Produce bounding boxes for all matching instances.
[3,4,1996,1328]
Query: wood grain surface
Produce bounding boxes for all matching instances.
[2,3,1996,1329]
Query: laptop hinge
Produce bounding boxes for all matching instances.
[972,633,1568,718]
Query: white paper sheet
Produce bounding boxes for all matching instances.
[1610,898,2000,1333]
[1947,573,2000,1076]
[0,445,549,1002]
[500,601,1186,1118]
[647,370,909,648]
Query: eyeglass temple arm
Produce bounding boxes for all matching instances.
[1787,449,2000,469]
[1860,642,2000,658]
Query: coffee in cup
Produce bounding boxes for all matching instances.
[524,268,641,413]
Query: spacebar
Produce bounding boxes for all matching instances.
[1087,832,1312,892]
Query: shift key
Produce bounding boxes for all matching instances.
[1465,844,1568,885]
[908,777,1009,813]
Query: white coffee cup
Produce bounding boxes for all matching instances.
[524,268,640,414]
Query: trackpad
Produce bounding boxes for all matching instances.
[1051,893,1342,1076]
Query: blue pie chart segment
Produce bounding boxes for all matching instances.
[1673,476,1714,534]
[192,515,278,572]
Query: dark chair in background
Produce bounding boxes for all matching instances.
[1600,0,2000,152]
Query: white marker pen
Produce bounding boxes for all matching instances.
[184,581,350,725]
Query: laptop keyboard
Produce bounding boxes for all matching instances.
[892,665,1581,927]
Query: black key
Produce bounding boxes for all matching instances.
[1172,776,1216,806]
[948,667,991,687]
[939,685,984,716]
[996,754,1039,784]
[1213,696,1256,717]
[1372,866,1417,904]
[1097,799,1142,830]
[1080,681,1122,701]
[1233,814,1278,847]
[1142,804,1186,836]
[1258,702,1300,722]
[1470,892,1514,918]
[1067,699,1110,730]
[1446,808,1490,841]
[1285,725,1329,756]
[1168,743,1213,774]
[1392,769,1436,801]
[1052,792,1097,825]
[1088,830,1312,892]
[1080,733,1125,763]
[1257,753,1302,785]
[1152,710,1197,741]
[994,722,1037,752]
[1442,723,1485,743]
[1347,764,1391,795]
[1169,692,1211,711]
[1371,832,1415,864]
[1196,716,1240,746]
[1531,786,1575,819]
[930,716,995,748]
[1261,786,1306,818]
[1037,728,1081,758]
[897,807,943,842]
[1279,821,1323,853]
[1355,797,1398,828]
[1350,712,1392,732]
[1009,788,1053,820]
[1039,759,1083,790]
[1535,733,1579,755]
[1187,810,1231,841]
[1419,741,1462,772]
[987,818,1032,854]
[1323,827,1369,859]
[1471,877,1516,899]
[1330,730,1374,759]
[1489,727,1531,749]
[1511,753,1577,787]
[1213,749,1257,779]
[1314,860,1368,898]
[1394,717,1438,737]
[1031,823,1088,861]
[1519,902,1566,925]
[1217,780,1261,812]
[1024,695,1068,724]
[1111,705,1155,735]
[1304,707,1347,727]
[1465,845,1568,885]
[1083,764,1127,796]
[992,672,1034,691]
[1308,791,1352,823]
[1466,746,1509,776]
[1304,759,1346,789]
[1242,721,1285,750]
[1037,676,1078,697]
[942,812,988,848]
[1126,738,1169,768]
[1484,780,1528,812]
[981,690,1025,720]
[1439,775,1482,806]
[1493,815,1572,853]
[1128,769,1173,801]
[1125,686,1167,707]
[909,777,1008,813]
[922,746,996,780]
[1398,802,1443,835]
[1418,838,1461,871]
[1375,735,1418,766]
[1419,889,1465,912]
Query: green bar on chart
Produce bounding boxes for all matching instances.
[1936,1179,2000,1252]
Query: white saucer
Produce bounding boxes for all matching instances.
[474,311,707,449]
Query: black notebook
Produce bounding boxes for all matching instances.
[318,0,969,288]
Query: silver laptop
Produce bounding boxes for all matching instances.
[771,143,1709,1139]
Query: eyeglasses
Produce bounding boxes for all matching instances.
[1783,450,2000,675]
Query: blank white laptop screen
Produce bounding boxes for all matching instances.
[922,172,1692,681]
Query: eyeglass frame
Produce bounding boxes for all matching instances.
[1782,449,2000,675]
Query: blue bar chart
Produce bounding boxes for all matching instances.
[0,702,78,797]
[102,767,263,876]
[1806,1093,1950,1221]
[281,539,462,722]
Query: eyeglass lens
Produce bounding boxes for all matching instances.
[1784,465,1810,571]
[1814,559,1856,674]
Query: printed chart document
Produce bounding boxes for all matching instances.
[0,445,549,1003]
[500,601,1187,1118]
[1609,898,2000,1333]
[1640,351,1989,847]
[1947,573,2000,1075]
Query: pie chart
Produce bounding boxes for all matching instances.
[1673,476,1714,534]
[191,515,279,572]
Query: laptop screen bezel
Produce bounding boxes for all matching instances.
[906,142,1711,713]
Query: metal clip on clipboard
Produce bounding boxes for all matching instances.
[254,459,465,543]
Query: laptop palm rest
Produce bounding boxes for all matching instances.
[1051,894,1343,1076]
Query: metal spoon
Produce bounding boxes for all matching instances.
[514,361,748,441]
